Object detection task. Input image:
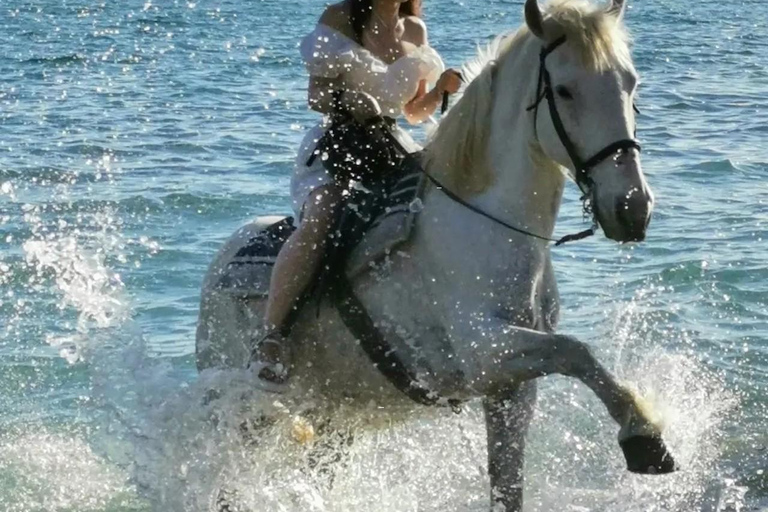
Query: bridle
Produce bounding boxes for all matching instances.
[383,35,642,246]
[526,35,642,198]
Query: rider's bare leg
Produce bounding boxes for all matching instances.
[252,185,341,378]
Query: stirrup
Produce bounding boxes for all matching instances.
[248,331,289,388]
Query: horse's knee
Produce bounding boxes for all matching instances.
[551,334,595,374]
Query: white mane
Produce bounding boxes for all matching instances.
[422,30,525,196]
[459,34,512,88]
[423,0,632,197]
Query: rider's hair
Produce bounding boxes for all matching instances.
[350,0,423,44]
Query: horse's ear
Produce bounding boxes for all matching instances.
[525,0,546,39]
[607,0,628,20]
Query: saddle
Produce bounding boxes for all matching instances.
[215,157,462,410]
[222,158,426,293]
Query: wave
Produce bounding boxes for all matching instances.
[21,53,88,65]
[129,16,190,28]
[0,167,103,185]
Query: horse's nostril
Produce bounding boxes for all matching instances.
[616,195,650,221]
[614,200,628,221]
[613,197,650,242]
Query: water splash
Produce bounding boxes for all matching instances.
[90,356,492,512]
[22,210,129,362]
[522,284,741,512]
[89,284,744,512]
[0,429,138,511]
[4,196,751,511]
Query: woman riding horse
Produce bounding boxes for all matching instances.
[250,0,462,384]
[198,1,678,510]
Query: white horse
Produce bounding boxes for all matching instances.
[196,0,676,510]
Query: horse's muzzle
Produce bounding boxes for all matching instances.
[597,190,654,243]
[615,193,652,242]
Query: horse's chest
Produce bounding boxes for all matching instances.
[490,263,559,331]
[493,276,541,328]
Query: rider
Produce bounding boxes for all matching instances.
[249,0,462,385]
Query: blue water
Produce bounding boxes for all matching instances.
[1,0,766,510]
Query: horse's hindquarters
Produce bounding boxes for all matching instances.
[196,216,284,371]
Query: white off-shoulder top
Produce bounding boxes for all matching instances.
[299,23,445,116]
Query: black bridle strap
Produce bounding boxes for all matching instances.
[542,66,590,190]
[527,36,642,194]
[527,36,566,138]
[581,139,642,171]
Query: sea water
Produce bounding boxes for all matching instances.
[0,0,766,510]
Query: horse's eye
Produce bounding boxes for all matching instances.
[555,85,573,100]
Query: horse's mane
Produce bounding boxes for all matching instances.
[423,0,632,196]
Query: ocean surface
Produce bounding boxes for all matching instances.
[1,0,766,510]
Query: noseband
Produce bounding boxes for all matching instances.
[526,36,642,196]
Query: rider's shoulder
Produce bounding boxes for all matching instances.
[319,2,355,38]
[402,16,428,46]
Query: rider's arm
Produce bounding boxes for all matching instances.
[404,71,462,124]
[403,80,443,125]
[401,17,461,125]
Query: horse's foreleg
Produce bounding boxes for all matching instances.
[470,326,677,474]
[483,381,537,512]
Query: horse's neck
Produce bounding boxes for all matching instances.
[479,135,565,243]
[487,37,566,239]
[419,37,566,278]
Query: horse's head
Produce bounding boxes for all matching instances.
[525,0,653,242]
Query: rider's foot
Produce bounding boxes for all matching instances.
[248,331,289,386]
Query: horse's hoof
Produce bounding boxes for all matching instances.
[619,435,678,474]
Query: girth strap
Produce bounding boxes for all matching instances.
[335,275,462,412]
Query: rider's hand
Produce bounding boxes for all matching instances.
[436,69,462,95]
[342,90,382,123]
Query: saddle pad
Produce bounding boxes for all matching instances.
[215,217,296,297]
[215,169,425,296]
